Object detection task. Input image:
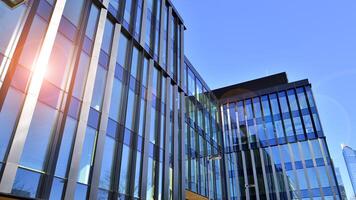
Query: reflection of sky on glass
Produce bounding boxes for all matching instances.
[172,0,356,198]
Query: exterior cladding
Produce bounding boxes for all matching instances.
[213,73,343,200]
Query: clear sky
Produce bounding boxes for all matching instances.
[172,0,356,198]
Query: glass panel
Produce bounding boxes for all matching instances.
[19,15,47,70]
[78,127,97,184]
[130,46,140,78]
[146,158,155,199]
[125,89,138,131]
[123,0,132,23]
[55,117,77,178]
[12,168,41,198]
[117,33,129,68]
[118,144,132,194]
[0,3,27,56]
[91,66,107,111]
[85,4,100,40]
[287,89,298,111]
[20,102,58,171]
[72,52,90,99]
[99,136,116,190]
[46,33,75,88]
[101,20,114,54]
[297,88,308,109]
[0,88,24,161]
[133,152,142,197]
[108,77,123,122]
[63,0,85,27]
[74,183,88,200]
[49,177,65,200]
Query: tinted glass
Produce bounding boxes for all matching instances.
[12,168,41,198]
[20,102,58,170]
[78,127,97,184]
[0,88,24,161]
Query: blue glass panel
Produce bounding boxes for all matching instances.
[0,88,24,161]
[99,136,116,190]
[78,127,97,184]
[108,77,123,122]
[97,189,109,200]
[55,117,77,178]
[88,108,100,129]
[91,65,108,111]
[118,144,132,194]
[74,183,88,200]
[12,168,41,198]
[49,177,65,200]
[20,102,57,170]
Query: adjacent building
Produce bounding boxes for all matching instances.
[214,73,342,200]
[343,145,356,197]
[0,0,342,200]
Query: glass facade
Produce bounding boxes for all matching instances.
[0,1,341,200]
[342,145,356,197]
[217,77,342,200]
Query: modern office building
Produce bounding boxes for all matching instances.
[0,0,342,200]
[214,73,342,200]
[343,145,356,197]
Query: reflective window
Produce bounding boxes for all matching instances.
[261,95,271,116]
[91,66,107,111]
[78,127,97,184]
[117,33,129,68]
[275,120,285,138]
[0,88,24,161]
[47,33,75,88]
[63,0,85,27]
[134,0,143,37]
[306,86,315,107]
[49,177,65,200]
[55,117,77,178]
[72,52,90,99]
[108,76,123,122]
[133,152,142,197]
[101,20,114,54]
[278,91,289,113]
[130,46,140,78]
[293,116,304,135]
[269,94,280,114]
[307,168,319,188]
[303,114,314,134]
[118,144,132,194]
[287,89,298,111]
[317,166,330,187]
[123,0,132,23]
[311,140,323,159]
[297,88,308,109]
[19,16,47,70]
[109,0,120,13]
[0,3,27,59]
[99,136,116,190]
[146,158,155,199]
[300,141,312,160]
[291,143,302,162]
[283,118,294,137]
[125,90,138,131]
[245,99,253,120]
[296,169,308,190]
[85,4,100,40]
[74,183,88,200]
[12,168,41,198]
[253,97,262,118]
[20,102,58,171]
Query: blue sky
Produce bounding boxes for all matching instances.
[172,0,356,198]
